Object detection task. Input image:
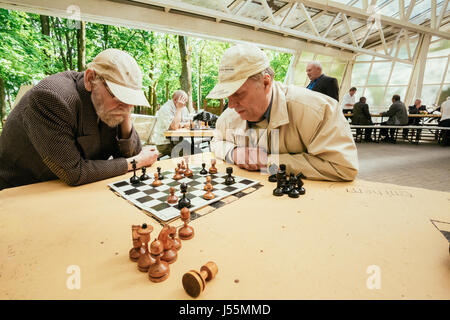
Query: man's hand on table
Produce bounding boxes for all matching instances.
[127,146,159,171]
[232,147,268,171]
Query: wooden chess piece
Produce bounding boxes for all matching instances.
[137,223,155,272]
[199,163,208,175]
[148,239,170,283]
[184,164,193,178]
[181,160,186,173]
[203,183,215,200]
[182,261,218,298]
[296,173,306,195]
[178,207,194,240]
[209,159,218,174]
[158,225,178,264]
[152,172,162,187]
[203,175,213,191]
[173,167,183,180]
[129,225,141,262]
[167,187,178,204]
[178,162,184,175]
[169,226,181,251]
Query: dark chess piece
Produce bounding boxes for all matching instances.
[169,226,181,251]
[158,225,177,264]
[224,167,235,185]
[209,159,218,174]
[273,172,284,197]
[282,173,294,194]
[296,173,306,195]
[173,167,183,180]
[288,175,300,198]
[178,183,191,209]
[167,187,178,204]
[178,207,194,240]
[182,261,218,298]
[137,223,155,272]
[148,239,170,283]
[157,167,164,180]
[279,164,286,177]
[152,172,162,187]
[130,159,140,184]
[129,225,141,262]
[140,167,150,181]
[199,163,208,175]
[268,164,278,182]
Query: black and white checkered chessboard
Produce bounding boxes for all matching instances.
[108,166,260,222]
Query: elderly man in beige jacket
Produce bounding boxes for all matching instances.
[207,44,358,181]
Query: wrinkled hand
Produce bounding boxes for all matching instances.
[128,146,159,170]
[232,147,268,171]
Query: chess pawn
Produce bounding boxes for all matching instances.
[282,173,294,194]
[158,225,178,264]
[184,163,193,177]
[209,159,218,174]
[152,172,162,187]
[203,183,215,200]
[167,187,178,204]
[173,167,183,180]
[137,223,155,272]
[178,163,184,175]
[204,175,213,191]
[129,225,141,262]
[182,261,218,298]
[148,239,170,283]
[178,207,194,240]
[199,163,208,175]
[224,167,235,185]
[169,226,182,251]
[273,172,284,196]
[140,167,150,181]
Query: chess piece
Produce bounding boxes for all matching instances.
[148,239,170,283]
[178,207,194,240]
[184,163,193,177]
[178,162,185,175]
[178,183,191,209]
[288,175,300,198]
[224,167,235,185]
[158,225,178,264]
[157,167,164,180]
[209,159,218,174]
[169,226,181,251]
[273,172,284,196]
[182,261,218,298]
[203,176,215,200]
[129,225,141,262]
[167,187,178,204]
[199,163,208,175]
[173,167,183,180]
[296,173,306,195]
[203,175,213,191]
[152,172,162,187]
[268,164,278,182]
[137,223,155,272]
[282,173,294,194]
[130,159,140,184]
[140,167,150,181]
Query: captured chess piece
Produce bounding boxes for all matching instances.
[169,226,181,251]
[129,225,141,262]
[203,176,215,200]
[178,207,194,240]
[140,167,150,181]
[288,175,300,198]
[209,159,218,174]
[157,167,164,180]
[268,164,278,183]
[199,163,208,175]
[282,173,294,195]
[152,172,162,187]
[178,183,191,209]
[158,225,178,264]
[148,239,170,283]
[273,172,284,197]
[224,167,235,185]
[173,167,183,180]
[167,187,178,204]
[296,173,306,195]
[130,159,140,184]
[137,223,155,272]
[182,261,218,298]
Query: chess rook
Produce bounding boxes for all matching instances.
[129,225,141,262]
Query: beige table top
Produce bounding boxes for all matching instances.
[164,129,215,138]
[345,113,441,118]
[1,153,449,300]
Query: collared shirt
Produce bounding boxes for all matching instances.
[306,74,324,90]
[341,92,356,110]
[151,99,190,145]
[247,94,273,128]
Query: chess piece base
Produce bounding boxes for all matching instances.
[148,262,170,283]
[161,249,178,264]
[273,188,284,196]
[137,254,155,272]
[203,192,215,200]
[129,248,140,262]
[179,226,194,240]
[182,271,205,298]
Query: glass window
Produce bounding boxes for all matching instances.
[293,62,308,86]
[329,63,346,83]
[421,85,441,106]
[355,54,373,61]
[389,63,413,85]
[316,55,333,62]
[397,42,411,60]
[299,51,315,61]
[352,63,371,85]
[366,62,392,85]
[364,87,386,109]
[384,86,407,106]
[428,39,450,58]
[446,63,450,82]
[423,58,447,84]
[438,85,450,106]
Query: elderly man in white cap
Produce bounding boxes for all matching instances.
[208,44,358,181]
[0,48,159,189]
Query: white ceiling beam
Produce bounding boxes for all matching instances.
[218,0,231,14]
[377,20,389,55]
[436,0,449,29]
[280,2,298,27]
[322,12,341,38]
[431,0,437,29]
[405,0,416,20]
[389,28,404,55]
[399,0,405,21]
[260,0,277,25]
[293,9,326,30]
[299,2,320,36]
[362,0,368,11]
[236,0,251,16]
[342,14,358,47]
[404,31,412,60]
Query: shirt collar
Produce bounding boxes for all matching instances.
[247,93,273,127]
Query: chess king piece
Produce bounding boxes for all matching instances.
[140,167,150,181]
[167,187,178,204]
[178,183,191,209]
[203,176,215,200]
[182,261,218,298]
[178,207,194,240]
[152,172,162,187]
[199,163,208,175]
[209,159,218,174]
[158,225,178,264]
[169,226,181,251]
[130,159,140,184]
[137,223,155,272]
[173,167,183,180]
[224,167,235,185]
[129,225,141,262]
[157,167,164,180]
[148,239,170,283]
[273,172,284,196]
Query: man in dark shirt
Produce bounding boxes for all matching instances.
[380,94,408,142]
[306,61,339,101]
[0,49,159,190]
[403,98,427,139]
[352,97,373,142]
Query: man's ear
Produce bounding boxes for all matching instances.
[263,74,272,93]
[84,69,95,92]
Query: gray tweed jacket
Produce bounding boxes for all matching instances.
[0,71,141,189]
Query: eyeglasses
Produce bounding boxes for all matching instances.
[96,75,116,99]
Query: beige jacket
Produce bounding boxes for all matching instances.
[211,81,358,181]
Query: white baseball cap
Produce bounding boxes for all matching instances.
[87,49,150,107]
[206,44,270,99]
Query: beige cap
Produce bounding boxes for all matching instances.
[87,49,150,107]
[206,44,270,99]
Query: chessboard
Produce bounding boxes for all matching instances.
[109,166,261,223]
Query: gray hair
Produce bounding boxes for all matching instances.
[307,61,322,70]
[172,90,187,100]
[248,67,275,81]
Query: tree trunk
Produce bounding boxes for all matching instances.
[77,21,86,71]
[39,15,50,36]
[178,35,193,112]
[0,76,6,123]
[52,17,68,70]
[103,25,109,49]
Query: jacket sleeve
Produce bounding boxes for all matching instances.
[114,125,142,159]
[363,104,372,122]
[22,88,129,186]
[381,104,397,117]
[210,112,237,162]
[328,77,340,102]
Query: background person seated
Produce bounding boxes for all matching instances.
[438,96,450,145]
[380,94,408,143]
[403,98,427,139]
[352,97,373,142]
